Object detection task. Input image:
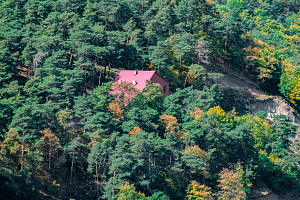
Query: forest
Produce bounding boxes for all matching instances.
[1,0,300,199]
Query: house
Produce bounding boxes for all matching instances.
[111,70,169,98]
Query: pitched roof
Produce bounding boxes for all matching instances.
[113,70,156,91]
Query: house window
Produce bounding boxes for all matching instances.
[163,86,166,93]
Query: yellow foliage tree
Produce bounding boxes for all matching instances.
[279,64,300,107]
[206,105,225,117]
[259,149,280,164]
[182,145,208,160]
[252,116,273,150]
[0,128,22,171]
[289,77,300,104]
[56,108,72,129]
[128,126,143,136]
[56,108,73,139]
[244,37,284,91]
[206,106,234,126]
[186,181,213,200]
[217,166,247,200]
[108,101,124,121]
[117,182,146,200]
[39,129,62,173]
[236,114,273,150]
[190,107,203,121]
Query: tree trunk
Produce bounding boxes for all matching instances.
[85,66,87,91]
[108,62,111,81]
[21,142,24,170]
[112,170,116,195]
[92,68,95,88]
[96,163,99,198]
[69,54,73,66]
[104,65,107,82]
[225,34,228,52]
[99,66,102,86]
[21,132,25,170]
[70,150,74,184]
[184,71,190,88]
[49,151,51,173]
[96,163,99,184]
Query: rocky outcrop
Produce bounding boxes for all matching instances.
[211,64,300,123]
[249,181,300,200]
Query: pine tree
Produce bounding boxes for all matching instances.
[103,134,135,199]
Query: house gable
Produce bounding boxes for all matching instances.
[113,70,155,91]
[111,70,169,98]
[150,73,170,97]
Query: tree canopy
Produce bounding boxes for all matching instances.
[1,0,300,199]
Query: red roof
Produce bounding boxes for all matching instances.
[113,70,156,91]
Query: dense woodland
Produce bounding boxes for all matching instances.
[1,0,300,199]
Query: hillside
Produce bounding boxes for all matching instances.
[211,63,300,123]
[210,64,300,199]
[1,0,300,199]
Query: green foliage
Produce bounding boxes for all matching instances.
[130,82,164,113]
[148,191,170,200]
[288,132,300,168]
[164,85,221,123]
[236,114,273,150]
[47,180,60,195]
[181,146,209,177]
[269,115,298,156]
[117,182,146,200]
[258,150,298,192]
[122,108,159,133]
[1,0,300,199]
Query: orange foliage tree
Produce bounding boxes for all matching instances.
[39,129,62,173]
[159,114,181,138]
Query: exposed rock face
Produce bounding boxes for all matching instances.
[211,64,300,123]
[249,181,300,200]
